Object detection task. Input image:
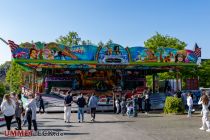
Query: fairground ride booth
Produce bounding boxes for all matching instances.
[4,40,201,102]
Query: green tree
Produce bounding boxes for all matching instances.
[146,75,153,89]
[97,41,104,49]
[144,33,187,83]
[105,39,114,46]
[198,60,210,88]
[0,61,10,82]
[56,31,81,47]
[0,82,6,97]
[144,32,187,51]
[6,61,24,93]
[81,40,92,45]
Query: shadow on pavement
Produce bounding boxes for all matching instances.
[43,118,64,120]
[85,120,135,123]
[0,137,21,140]
[38,128,66,131]
[38,125,80,128]
[139,115,163,118]
[37,121,53,123]
[63,132,89,136]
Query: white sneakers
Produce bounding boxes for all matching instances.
[199,127,205,131]
[206,129,210,132]
[199,127,210,132]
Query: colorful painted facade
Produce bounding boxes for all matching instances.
[9,41,200,69]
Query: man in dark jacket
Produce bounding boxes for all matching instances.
[133,95,138,117]
[137,94,143,113]
[38,95,45,113]
[64,91,73,123]
[77,93,86,123]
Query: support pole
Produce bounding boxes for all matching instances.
[0,37,8,45]
[176,70,179,91]
[152,74,155,93]
[112,90,115,113]
[180,75,182,91]
[32,69,36,95]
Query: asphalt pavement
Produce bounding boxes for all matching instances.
[0,111,210,140]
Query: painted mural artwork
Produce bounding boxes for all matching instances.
[70,45,97,61]
[12,42,97,61]
[97,44,129,64]
[9,40,200,69]
[129,47,198,63]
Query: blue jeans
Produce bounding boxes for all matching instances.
[78,107,84,121]
[188,105,192,117]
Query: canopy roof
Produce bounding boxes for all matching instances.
[9,41,199,71]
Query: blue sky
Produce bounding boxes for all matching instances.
[0,0,210,64]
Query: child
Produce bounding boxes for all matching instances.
[126,101,133,117]
[120,98,126,116]
[198,94,210,132]
[187,93,193,118]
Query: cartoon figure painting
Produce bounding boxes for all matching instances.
[175,50,187,63]
[12,48,29,59]
[136,51,142,61]
[144,49,157,62]
[113,45,121,55]
[43,49,54,60]
[46,43,78,60]
[97,44,129,64]
[29,48,38,59]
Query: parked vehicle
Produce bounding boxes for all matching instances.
[181,90,201,105]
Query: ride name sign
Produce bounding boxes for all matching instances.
[4,130,64,137]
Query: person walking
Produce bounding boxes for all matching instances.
[137,94,143,113]
[198,94,210,132]
[76,93,86,123]
[25,94,37,131]
[120,98,127,116]
[1,94,16,130]
[88,93,98,122]
[115,97,120,114]
[38,95,45,113]
[15,93,23,130]
[64,91,73,123]
[133,95,138,117]
[144,93,150,115]
[187,93,193,118]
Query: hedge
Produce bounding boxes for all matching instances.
[164,96,185,114]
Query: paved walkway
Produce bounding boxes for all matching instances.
[0,112,210,140]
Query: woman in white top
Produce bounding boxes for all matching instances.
[25,94,37,131]
[1,94,16,130]
[198,94,210,132]
[187,93,193,118]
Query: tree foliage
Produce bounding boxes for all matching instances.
[81,40,92,45]
[144,33,187,84]
[0,82,6,98]
[6,61,24,93]
[198,60,210,88]
[56,31,81,47]
[56,31,93,47]
[144,32,187,51]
